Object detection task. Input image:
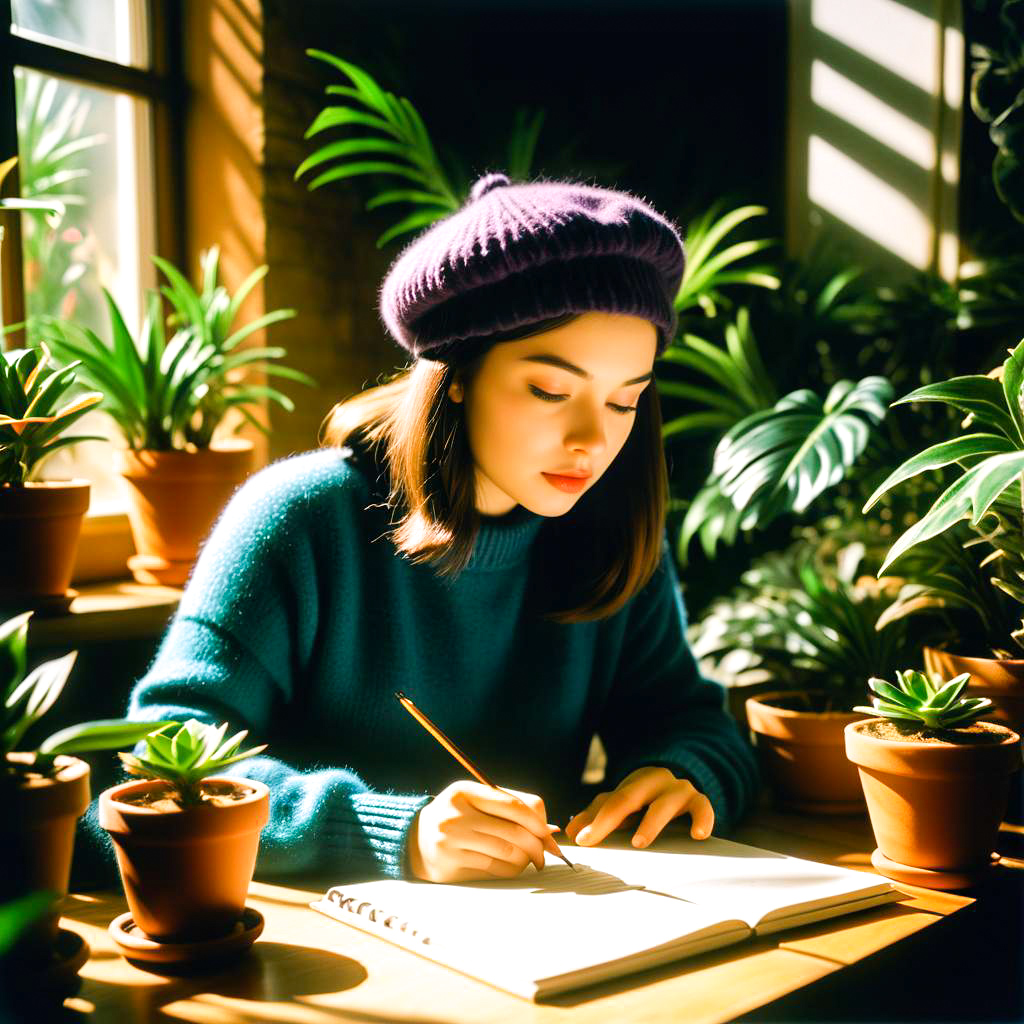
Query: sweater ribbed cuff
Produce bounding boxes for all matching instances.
[323,792,433,880]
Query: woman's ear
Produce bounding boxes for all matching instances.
[447,377,464,403]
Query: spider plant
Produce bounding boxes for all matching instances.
[38,254,313,450]
[0,343,102,485]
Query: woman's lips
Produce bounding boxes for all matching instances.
[542,472,590,493]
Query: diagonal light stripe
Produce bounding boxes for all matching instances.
[812,0,938,93]
[811,60,935,170]
[808,136,931,268]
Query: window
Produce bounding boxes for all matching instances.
[1,0,183,575]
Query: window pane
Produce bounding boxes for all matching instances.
[11,0,150,69]
[15,67,156,512]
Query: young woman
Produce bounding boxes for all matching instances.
[84,172,759,886]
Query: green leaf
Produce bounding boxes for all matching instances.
[863,433,1015,512]
[0,611,32,699]
[40,719,178,755]
[894,375,1018,440]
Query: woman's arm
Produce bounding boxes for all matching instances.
[595,535,761,836]
[74,453,431,886]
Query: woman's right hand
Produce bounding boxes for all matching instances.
[406,781,561,883]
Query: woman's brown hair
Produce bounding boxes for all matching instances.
[320,313,668,623]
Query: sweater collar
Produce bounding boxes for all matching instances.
[466,503,545,571]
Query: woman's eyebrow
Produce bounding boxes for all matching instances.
[519,353,653,386]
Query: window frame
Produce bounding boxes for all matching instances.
[0,0,185,583]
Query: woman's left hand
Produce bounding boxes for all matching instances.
[564,766,715,849]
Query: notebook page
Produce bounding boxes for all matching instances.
[558,837,895,928]
[313,860,748,990]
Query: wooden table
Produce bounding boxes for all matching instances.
[55,802,1023,1023]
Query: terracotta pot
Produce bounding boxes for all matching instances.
[0,754,90,967]
[745,691,869,814]
[845,719,1022,889]
[114,439,254,585]
[99,776,269,942]
[922,645,1024,735]
[0,480,89,614]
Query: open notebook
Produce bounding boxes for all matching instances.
[310,833,901,1001]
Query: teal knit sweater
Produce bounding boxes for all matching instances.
[82,443,759,883]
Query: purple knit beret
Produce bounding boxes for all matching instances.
[377,172,685,361]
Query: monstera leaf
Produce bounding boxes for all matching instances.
[680,376,892,561]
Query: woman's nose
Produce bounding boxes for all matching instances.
[565,404,607,456]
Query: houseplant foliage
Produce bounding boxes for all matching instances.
[40,251,310,452]
[854,669,993,729]
[693,537,913,813]
[39,252,314,584]
[0,610,171,975]
[100,717,270,945]
[969,0,1024,224]
[862,336,1024,740]
[0,344,101,611]
[845,668,1021,889]
[13,71,106,331]
[118,718,267,808]
[0,344,101,485]
[679,375,894,563]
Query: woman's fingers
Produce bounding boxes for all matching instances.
[457,818,550,872]
[631,790,715,847]
[564,791,610,842]
[462,785,553,843]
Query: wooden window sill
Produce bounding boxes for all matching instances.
[28,581,182,649]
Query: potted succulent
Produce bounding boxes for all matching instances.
[0,610,171,982]
[0,344,102,613]
[846,668,1022,889]
[693,538,916,813]
[99,718,269,946]
[863,336,1024,737]
[40,247,314,585]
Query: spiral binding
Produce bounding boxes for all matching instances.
[325,887,432,945]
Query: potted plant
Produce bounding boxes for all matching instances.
[863,336,1024,737]
[0,344,102,613]
[40,248,314,585]
[693,537,916,813]
[99,717,269,948]
[846,668,1022,889]
[0,610,172,983]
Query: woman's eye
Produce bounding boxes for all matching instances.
[528,384,636,415]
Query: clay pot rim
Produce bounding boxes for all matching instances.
[845,717,1021,750]
[0,478,91,490]
[101,775,269,815]
[116,438,254,458]
[923,644,1024,669]
[4,751,90,784]
[745,690,869,721]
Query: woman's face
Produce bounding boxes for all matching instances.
[449,311,657,517]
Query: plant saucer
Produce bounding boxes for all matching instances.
[0,927,90,1002]
[7,588,77,617]
[871,848,1001,891]
[108,906,264,973]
